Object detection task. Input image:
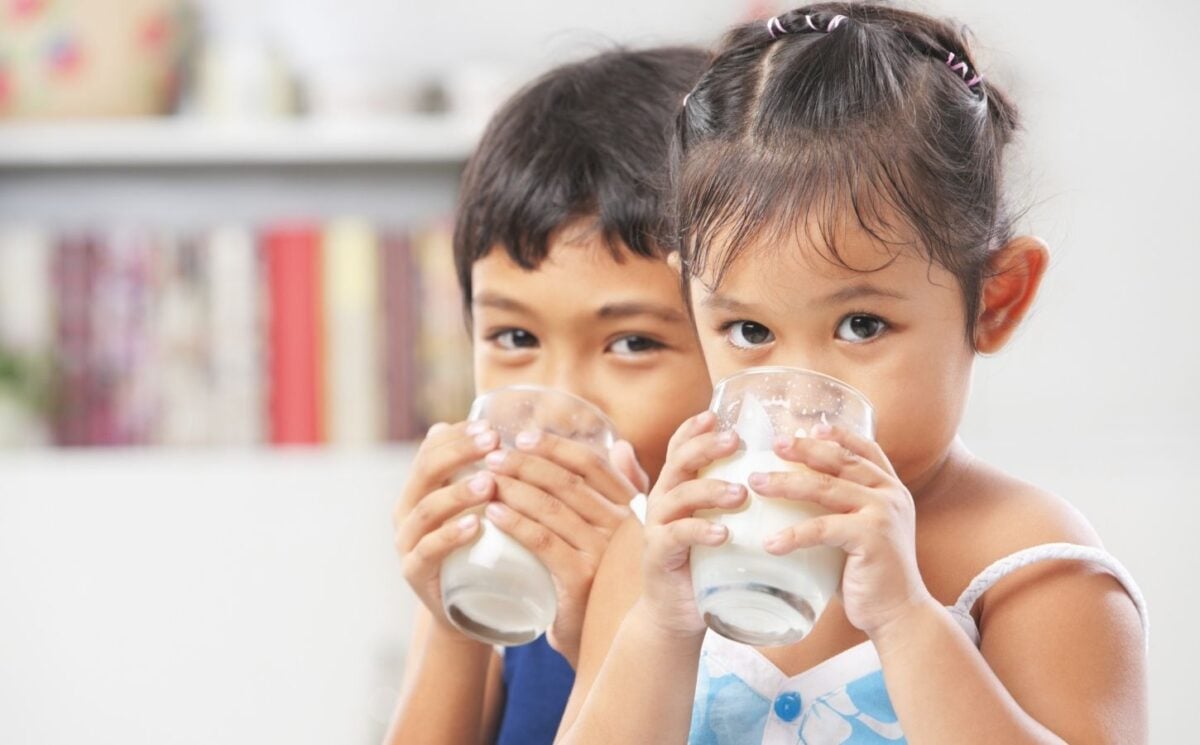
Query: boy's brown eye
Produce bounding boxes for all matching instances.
[609,335,665,355]
[494,329,538,349]
[835,314,887,343]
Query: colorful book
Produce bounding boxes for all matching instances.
[263,223,324,445]
[207,224,264,446]
[381,230,421,441]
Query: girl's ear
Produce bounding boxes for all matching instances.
[974,236,1050,354]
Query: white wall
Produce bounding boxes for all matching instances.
[2,0,1196,742]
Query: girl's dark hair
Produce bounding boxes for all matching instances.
[675,3,1020,344]
[454,46,711,316]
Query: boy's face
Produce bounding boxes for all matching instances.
[470,223,712,480]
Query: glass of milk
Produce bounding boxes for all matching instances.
[690,367,875,646]
[439,385,616,646]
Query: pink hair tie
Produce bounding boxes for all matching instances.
[766,16,786,39]
[827,14,848,31]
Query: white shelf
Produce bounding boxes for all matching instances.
[0,116,483,167]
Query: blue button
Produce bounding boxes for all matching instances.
[773,691,802,721]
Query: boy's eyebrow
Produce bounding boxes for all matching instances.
[473,292,531,313]
[597,302,688,323]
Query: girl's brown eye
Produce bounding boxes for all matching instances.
[494,329,538,349]
[727,321,774,348]
[836,315,886,343]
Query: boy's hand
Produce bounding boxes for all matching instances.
[393,420,501,639]
[749,423,932,637]
[481,431,641,666]
[639,412,746,640]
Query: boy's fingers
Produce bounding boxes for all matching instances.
[514,431,637,507]
[395,473,494,554]
[402,513,481,583]
[491,475,609,557]
[405,423,501,502]
[485,449,628,530]
[484,502,591,583]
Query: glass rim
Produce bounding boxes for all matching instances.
[709,365,875,416]
[470,384,617,433]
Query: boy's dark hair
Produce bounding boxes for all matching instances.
[675,3,1020,345]
[454,46,710,317]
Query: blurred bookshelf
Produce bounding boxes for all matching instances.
[0,117,479,451]
[0,116,483,167]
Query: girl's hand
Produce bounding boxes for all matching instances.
[393,420,502,639]
[481,431,640,666]
[748,423,932,637]
[640,412,746,640]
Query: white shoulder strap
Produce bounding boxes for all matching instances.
[948,542,1149,651]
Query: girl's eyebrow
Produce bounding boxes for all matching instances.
[701,293,756,313]
[817,284,908,306]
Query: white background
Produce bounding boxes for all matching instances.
[1,0,1197,742]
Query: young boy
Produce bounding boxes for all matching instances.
[384,47,713,745]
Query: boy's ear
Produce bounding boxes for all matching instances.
[974,236,1049,354]
[666,251,683,276]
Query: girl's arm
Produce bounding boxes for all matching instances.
[384,607,504,745]
[557,413,746,743]
[872,534,1146,744]
[758,426,1146,745]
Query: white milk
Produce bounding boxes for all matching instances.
[440,510,557,645]
[690,393,845,646]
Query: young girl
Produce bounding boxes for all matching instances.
[556,5,1148,744]
[384,48,713,745]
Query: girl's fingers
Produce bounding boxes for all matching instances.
[811,424,896,478]
[484,449,628,530]
[395,473,494,554]
[513,430,637,507]
[646,517,729,572]
[747,469,877,513]
[490,475,608,557]
[654,429,741,496]
[763,513,857,555]
[401,512,481,584]
[772,432,889,488]
[654,412,719,495]
[646,479,747,526]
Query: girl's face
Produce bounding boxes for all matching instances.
[690,223,976,490]
[471,224,712,480]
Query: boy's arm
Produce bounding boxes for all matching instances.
[384,606,506,745]
[555,517,701,743]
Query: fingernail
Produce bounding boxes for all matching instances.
[706,524,729,544]
[813,423,833,437]
[428,421,449,436]
[694,411,715,430]
[717,431,738,447]
[485,502,508,523]
[721,483,745,506]
[763,532,786,552]
[773,435,792,451]
[748,472,768,489]
[515,430,541,449]
[475,431,498,450]
[465,419,490,436]
[457,513,478,532]
[484,450,507,468]
[468,472,492,495]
